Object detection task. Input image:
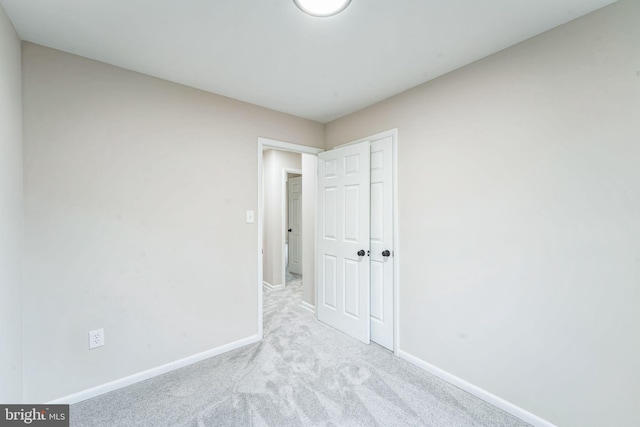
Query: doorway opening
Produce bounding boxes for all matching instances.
[261,148,302,291]
[256,131,398,354]
[257,138,323,339]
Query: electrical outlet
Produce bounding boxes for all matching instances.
[89,328,104,350]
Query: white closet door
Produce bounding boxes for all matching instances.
[316,141,371,344]
[370,137,394,350]
[288,176,302,275]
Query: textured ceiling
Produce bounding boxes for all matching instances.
[0,0,617,122]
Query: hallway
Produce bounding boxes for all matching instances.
[71,282,528,426]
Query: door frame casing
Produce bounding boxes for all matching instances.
[325,129,400,354]
[282,168,302,281]
[257,138,323,339]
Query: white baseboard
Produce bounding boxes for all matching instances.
[48,334,261,405]
[300,301,315,314]
[263,281,284,291]
[397,350,556,427]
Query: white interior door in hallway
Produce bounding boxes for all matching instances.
[316,136,395,349]
[369,137,394,350]
[317,141,371,344]
[288,176,302,275]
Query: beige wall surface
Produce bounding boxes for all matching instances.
[21,43,323,402]
[0,6,23,403]
[326,1,640,426]
[262,149,301,286]
[0,4,23,403]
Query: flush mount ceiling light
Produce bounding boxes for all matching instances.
[293,0,352,17]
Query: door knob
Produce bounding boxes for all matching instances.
[357,250,366,257]
[382,250,391,257]
[288,228,292,232]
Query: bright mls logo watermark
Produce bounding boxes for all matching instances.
[0,405,69,426]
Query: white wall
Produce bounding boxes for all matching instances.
[325,1,640,426]
[0,3,23,403]
[21,43,324,402]
[301,153,316,306]
[262,149,301,286]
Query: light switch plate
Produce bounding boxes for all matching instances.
[246,210,255,223]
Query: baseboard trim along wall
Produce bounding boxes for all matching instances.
[262,281,284,291]
[397,350,557,427]
[300,301,315,314]
[48,334,261,405]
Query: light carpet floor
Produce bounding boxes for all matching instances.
[71,273,530,426]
